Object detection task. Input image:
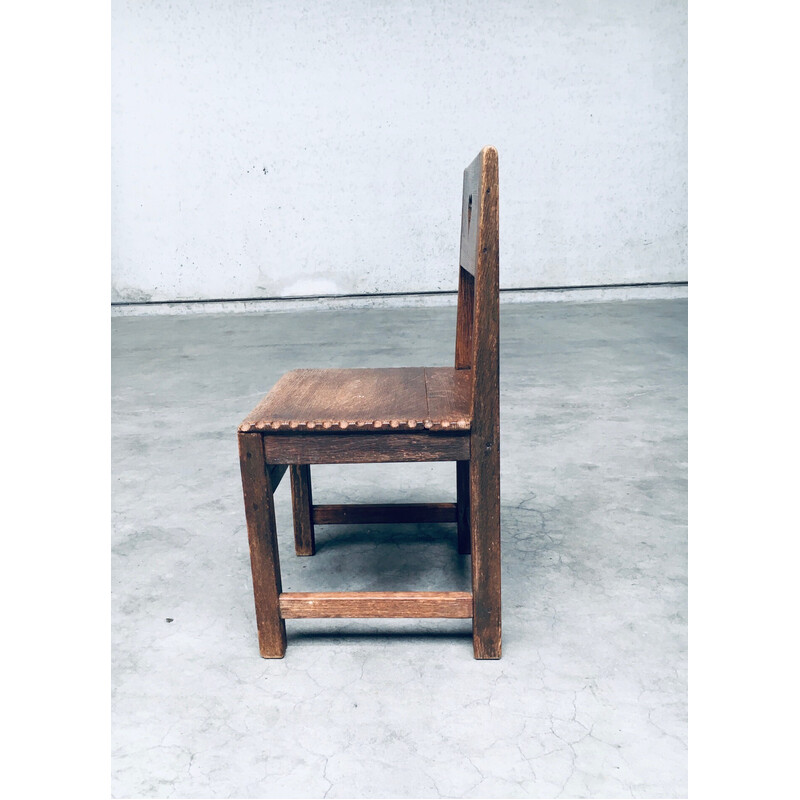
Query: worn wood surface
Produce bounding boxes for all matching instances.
[279,591,473,619]
[467,146,502,659]
[455,267,475,370]
[290,464,315,556]
[312,502,457,525]
[425,368,472,426]
[261,431,469,464]
[239,367,471,433]
[238,432,286,658]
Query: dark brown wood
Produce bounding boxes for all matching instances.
[279,591,473,619]
[455,267,475,369]
[261,431,469,464]
[240,367,470,433]
[456,461,471,555]
[312,502,457,525]
[238,432,286,658]
[290,465,315,556]
[268,464,287,492]
[467,146,501,659]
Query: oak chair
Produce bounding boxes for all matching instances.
[237,146,500,659]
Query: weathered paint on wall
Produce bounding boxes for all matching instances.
[112,1,687,303]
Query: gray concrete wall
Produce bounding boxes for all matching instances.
[112,0,687,303]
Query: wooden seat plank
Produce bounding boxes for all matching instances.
[240,366,471,433]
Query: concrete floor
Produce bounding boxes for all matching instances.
[111,299,687,799]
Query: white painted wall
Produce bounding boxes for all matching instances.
[112,0,687,303]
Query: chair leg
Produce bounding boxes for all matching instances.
[290,464,315,556]
[470,450,501,659]
[238,432,287,658]
[456,460,471,554]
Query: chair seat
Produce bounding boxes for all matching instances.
[239,367,472,433]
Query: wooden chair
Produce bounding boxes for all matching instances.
[237,146,500,659]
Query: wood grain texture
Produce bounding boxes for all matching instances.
[290,464,315,556]
[312,502,457,525]
[279,591,473,619]
[261,431,469,464]
[239,367,471,433]
[238,432,286,658]
[468,146,502,659]
[455,267,475,370]
[424,367,472,429]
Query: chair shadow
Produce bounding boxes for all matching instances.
[282,504,545,650]
[284,523,473,640]
[286,624,473,646]
[310,523,472,586]
[314,522,459,550]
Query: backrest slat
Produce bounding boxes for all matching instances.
[454,147,499,433]
[458,154,484,277]
[454,267,474,369]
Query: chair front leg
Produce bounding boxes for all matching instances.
[238,432,286,658]
[290,464,316,556]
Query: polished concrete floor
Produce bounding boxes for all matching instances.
[111,299,687,799]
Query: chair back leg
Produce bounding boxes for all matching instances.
[469,445,502,659]
[290,464,315,556]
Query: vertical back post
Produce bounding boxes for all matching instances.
[462,146,501,659]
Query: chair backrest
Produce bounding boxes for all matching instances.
[455,146,499,436]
